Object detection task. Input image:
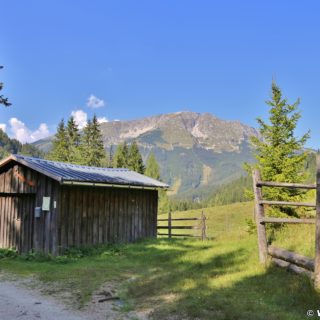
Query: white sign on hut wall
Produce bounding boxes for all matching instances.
[42,197,51,211]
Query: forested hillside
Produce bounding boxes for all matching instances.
[0,129,44,159]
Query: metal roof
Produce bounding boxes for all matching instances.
[0,154,169,189]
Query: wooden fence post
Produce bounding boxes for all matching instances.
[252,169,268,264]
[314,153,320,289]
[168,210,172,239]
[201,211,207,240]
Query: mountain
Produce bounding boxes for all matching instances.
[34,112,259,200]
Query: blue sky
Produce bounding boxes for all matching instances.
[0,1,319,147]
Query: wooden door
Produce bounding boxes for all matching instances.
[0,194,35,253]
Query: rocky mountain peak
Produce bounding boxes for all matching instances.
[99,111,259,152]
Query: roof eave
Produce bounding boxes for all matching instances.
[61,180,168,190]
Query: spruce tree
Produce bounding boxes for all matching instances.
[80,115,107,167]
[47,119,69,162]
[250,81,310,216]
[91,115,107,166]
[145,152,160,179]
[80,119,93,165]
[128,141,145,173]
[113,142,129,168]
[66,116,81,163]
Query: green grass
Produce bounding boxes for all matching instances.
[0,201,319,319]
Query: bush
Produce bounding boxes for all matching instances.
[0,248,18,259]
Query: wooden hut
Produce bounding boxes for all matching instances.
[0,155,168,255]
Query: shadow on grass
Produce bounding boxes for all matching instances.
[1,237,319,319]
[122,238,320,320]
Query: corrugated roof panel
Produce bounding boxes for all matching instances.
[7,155,169,189]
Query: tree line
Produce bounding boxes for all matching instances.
[48,115,162,177]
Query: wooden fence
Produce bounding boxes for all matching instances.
[252,154,320,288]
[157,211,207,240]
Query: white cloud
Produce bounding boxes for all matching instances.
[0,123,6,132]
[30,123,50,142]
[97,117,108,124]
[9,118,50,143]
[87,95,105,109]
[71,110,87,129]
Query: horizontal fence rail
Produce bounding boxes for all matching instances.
[261,217,315,224]
[259,200,316,208]
[157,211,207,240]
[256,181,316,189]
[268,246,315,272]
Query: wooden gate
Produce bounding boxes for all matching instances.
[252,154,320,289]
[0,194,35,253]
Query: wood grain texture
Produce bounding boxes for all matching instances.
[252,169,268,264]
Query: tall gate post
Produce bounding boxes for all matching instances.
[314,153,320,289]
[252,169,268,264]
[168,210,172,239]
[201,211,207,241]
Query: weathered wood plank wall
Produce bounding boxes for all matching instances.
[0,162,60,254]
[1,162,159,255]
[57,186,158,252]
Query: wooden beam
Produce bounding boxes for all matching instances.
[271,258,313,278]
[252,169,268,264]
[315,153,320,289]
[157,233,200,238]
[268,246,314,271]
[0,192,36,196]
[256,181,316,189]
[157,218,201,221]
[261,217,315,224]
[157,226,199,230]
[259,200,316,208]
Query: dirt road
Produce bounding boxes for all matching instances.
[0,280,86,320]
[0,277,148,320]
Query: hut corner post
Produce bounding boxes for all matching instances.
[252,169,268,264]
[314,153,320,289]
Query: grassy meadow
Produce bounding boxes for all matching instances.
[0,201,319,319]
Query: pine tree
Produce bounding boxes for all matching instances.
[250,81,310,216]
[47,119,69,162]
[128,141,145,173]
[66,116,81,163]
[91,115,107,166]
[113,142,129,168]
[0,66,11,107]
[80,115,107,167]
[145,153,160,179]
[80,119,93,165]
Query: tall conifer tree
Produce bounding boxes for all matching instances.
[80,115,107,167]
[251,81,310,216]
[47,119,68,162]
[66,116,81,163]
[113,142,129,168]
[128,141,145,173]
[145,152,160,179]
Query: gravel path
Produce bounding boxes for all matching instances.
[0,280,87,320]
[0,276,149,320]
